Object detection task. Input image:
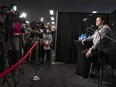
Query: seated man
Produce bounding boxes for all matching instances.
[81,16,112,75]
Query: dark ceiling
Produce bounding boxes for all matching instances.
[1,0,116,23]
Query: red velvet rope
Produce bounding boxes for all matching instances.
[0,41,49,78]
[0,42,37,78]
[0,41,50,78]
[38,42,49,46]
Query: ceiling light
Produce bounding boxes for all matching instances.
[20,12,27,18]
[49,10,54,15]
[52,26,55,28]
[92,11,97,13]
[52,21,55,24]
[51,17,54,20]
[26,21,29,23]
[40,17,44,22]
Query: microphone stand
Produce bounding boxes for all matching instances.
[98,33,102,87]
[86,27,116,87]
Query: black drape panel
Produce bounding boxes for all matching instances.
[56,12,88,63]
[111,10,116,68]
[55,12,110,64]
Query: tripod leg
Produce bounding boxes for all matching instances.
[19,64,25,75]
[4,76,11,87]
[12,72,17,87]
[21,64,25,75]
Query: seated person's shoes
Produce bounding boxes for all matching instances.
[90,70,99,77]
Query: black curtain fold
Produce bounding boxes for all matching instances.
[56,12,85,63]
[111,11,116,68]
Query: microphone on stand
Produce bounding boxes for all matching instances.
[86,25,95,34]
[86,25,95,32]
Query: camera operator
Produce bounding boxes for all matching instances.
[38,22,46,64]
[0,10,7,72]
[0,5,22,73]
[12,19,21,65]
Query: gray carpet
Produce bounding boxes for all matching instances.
[0,63,116,87]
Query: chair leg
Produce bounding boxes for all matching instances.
[88,63,93,81]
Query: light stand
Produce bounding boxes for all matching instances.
[30,41,40,81]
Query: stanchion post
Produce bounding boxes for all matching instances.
[31,41,40,81]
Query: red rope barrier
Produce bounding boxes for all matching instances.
[0,42,37,78]
[38,42,49,46]
[0,41,49,78]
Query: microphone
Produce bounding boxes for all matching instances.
[91,25,94,28]
[86,25,95,34]
[86,25,95,31]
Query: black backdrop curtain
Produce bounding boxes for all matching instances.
[55,12,110,64]
[111,10,116,68]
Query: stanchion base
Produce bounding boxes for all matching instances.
[30,75,40,81]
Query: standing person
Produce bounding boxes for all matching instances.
[12,20,21,65]
[30,26,39,65]
[23,24,32,63]
[46,22,56,50]
[43,28,52,64]
[0,12,6,71]
[37,27,44,64]
[81,16,112,73]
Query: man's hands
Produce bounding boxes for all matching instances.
[86,50,92,58]
[82,39,86,45]
[82,39,92,57]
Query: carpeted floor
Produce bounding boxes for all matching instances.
[0,62,116,87]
